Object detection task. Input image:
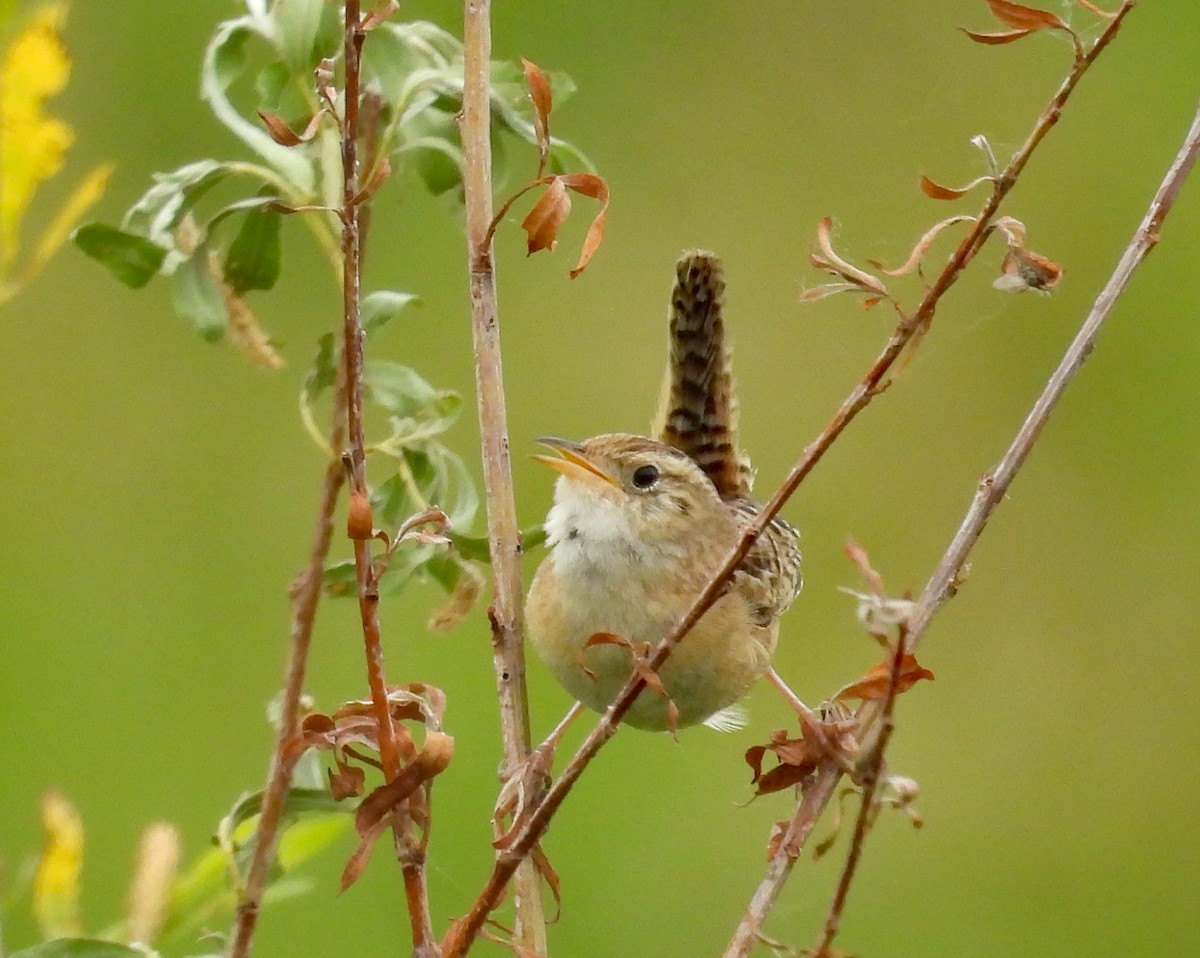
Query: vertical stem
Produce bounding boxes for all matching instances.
[341,4,436,953]
[460,0,548,951]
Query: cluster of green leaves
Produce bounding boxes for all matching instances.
[71,0,580,604]
[73,0,586,341]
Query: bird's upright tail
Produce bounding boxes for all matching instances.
[654,250,750,499]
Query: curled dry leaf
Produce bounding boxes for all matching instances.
[745,729,819,797]
[961,26,1036,44]
[880,215,976,277]
[531,844,564,923]
[258,110,325,147]
[798,282,866,304]
[328,759,367,800]
[492,743,554,851]
[521,176,570,256]
[985,0,1069,31]
[560,173,609,279]
[811,217,888,295]
[428,561,485,632]
[835,652,934,702]
[352,156,392,206]
[582,631,679,734]
[521,58,553,177]
[919,173,995,200]
[341,730,455,890]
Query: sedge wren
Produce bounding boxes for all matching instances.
[525,251,802,732]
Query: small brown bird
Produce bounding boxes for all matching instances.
[525,251,802,732]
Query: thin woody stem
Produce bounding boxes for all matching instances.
[228,400,347,958]
[723,47,1200,958]
[810,632,906,957]
[445,6,1142,955]
[341,3,435,953]
[458,0,549,952]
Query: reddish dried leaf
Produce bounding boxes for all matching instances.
[753,761,812,796]
[919,173,994,200]
[961,27,1035,44]
[836,653,934,702]
[352,156,392,206]
[985,0,1067,30]
[341,732,454,891]
[257,110,324,146]
[560,173,609,279]
[745,730,818,796]
[340,815,389,891]
[521,58,553,176]
[813,217,887,295]
[352,731,454,837]
[328,760,366,800]
[521,177,570,256]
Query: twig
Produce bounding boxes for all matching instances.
[443,9,1140,955]
[722,52,1200,958]
[810,631,907,957]
[228,400,347,958]
[458,0,548,953]
[340,3,435,953]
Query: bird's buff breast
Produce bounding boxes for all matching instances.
[526,535,774,731]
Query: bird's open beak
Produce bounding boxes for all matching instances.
[532,437,620,488]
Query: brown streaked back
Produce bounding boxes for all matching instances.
[654,250,750,500]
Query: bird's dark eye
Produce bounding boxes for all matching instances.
[631,464,660,489]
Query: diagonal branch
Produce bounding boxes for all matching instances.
[441,8,1141,955]
[229,397,346,958]
[721,79,1200,958]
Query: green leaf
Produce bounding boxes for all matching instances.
[302,332,337,403]
[223,206,282,292]
[397,108,465,198]
[272,0,327,72]
[9,941,142,958]
[172,249,227,341]
[254,60,292,115]
[122,160,228,247]
[73,224,167,288]
[362,290,420,334]
[201,16,315,195]
[363,361,442,417]
[321,558,357,596]
[277,812,350,869]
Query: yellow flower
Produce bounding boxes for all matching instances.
[0,2,111,300]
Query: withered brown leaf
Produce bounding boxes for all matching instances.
[521,177,570,256]
[560,173,609,279]
[521,58,553,177]
[985,0,1069,31]
[257,110,324,146]
[835,653,934,702]
[961,27,1035,45]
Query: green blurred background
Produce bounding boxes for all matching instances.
[2,1,1198,956]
